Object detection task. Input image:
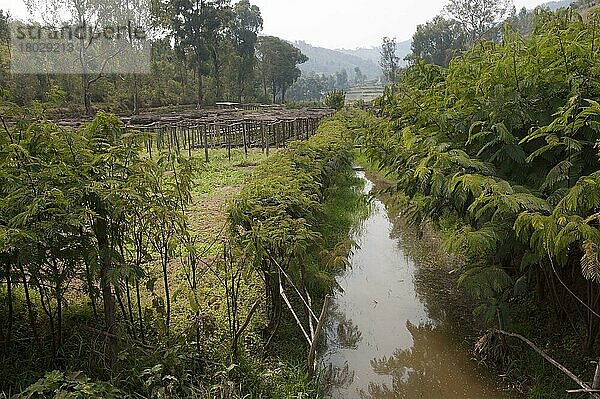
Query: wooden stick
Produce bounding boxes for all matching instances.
[567,389,600,393]
[308,295,330,377]
[279,275,311,345]
[203,125,209,162]
[496,330,600,398]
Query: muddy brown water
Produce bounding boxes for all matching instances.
[320,172,514,399]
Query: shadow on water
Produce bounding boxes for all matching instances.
[320,171,515,399]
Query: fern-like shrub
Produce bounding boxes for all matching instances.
[351,8,600,358]
[227,113,353,337]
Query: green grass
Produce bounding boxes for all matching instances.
[192,148,268,197]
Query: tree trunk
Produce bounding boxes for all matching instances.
[56,281,63,362]
[161,240,171,336]
[135,278,145,344]
[39,287,56,359]
[94,211,117,369]
[196,68,204,109]
[212,50,221,101]
[125,278,136,339]
[133,77,140,115]
[82,74,92,116]
[4,260,13,347]
[84,254,98,320]
[237,67,244,103]
[263,76,268,98]
[20,262,40,350]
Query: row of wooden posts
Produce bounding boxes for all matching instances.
[134,115,332,162]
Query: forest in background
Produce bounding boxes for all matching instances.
[0,0,315,116]
[3,0,600,397]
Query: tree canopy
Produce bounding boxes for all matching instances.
[256,36,308,103]
[410,16,466,67]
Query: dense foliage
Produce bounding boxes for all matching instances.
[0,91,357,396]
[0,97,203,392]
[324,91,346,111]
[228,114,354,359]
[353,7,600,368]
[287,70,353,102]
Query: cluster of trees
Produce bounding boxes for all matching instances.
[256,36,308,103]
[357,6,600,386]
[0,98,201,385]
[0,0,309,115]
[407,0,595,68]
[406,0,512,68]
[287,69,362,102]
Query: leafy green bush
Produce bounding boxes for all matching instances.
[323,91,346,111]
[14,371,123,399]
[227,113,353,345]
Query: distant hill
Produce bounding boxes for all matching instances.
[293,41,382,79]
[541,0,574,10]
[338,40,412,67]
[293,39,412,80]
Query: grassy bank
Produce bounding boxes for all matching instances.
[225,113,363,397]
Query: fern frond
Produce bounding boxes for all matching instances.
[458,266,513,299]
[581,240,600,283]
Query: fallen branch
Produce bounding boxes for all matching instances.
[279,275,311,345]
[495,330,600,398]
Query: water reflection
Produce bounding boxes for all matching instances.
[327,302,363,351]
[323,362,356,391]
[360,321,502,398]
[320,172,513,399]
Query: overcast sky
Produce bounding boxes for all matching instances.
[250,0,547,48]
[2,0,547,49]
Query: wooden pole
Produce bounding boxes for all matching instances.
[266,124,270,157]
[496,330,600,398]
[593,360,600,391]
[261,123,265,154]
[227,125,231,161]
[203,124,209,163]
[242,123,248,157]
[187,125,192,157]
[307,295,330,377]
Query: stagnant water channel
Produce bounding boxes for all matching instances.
[320,172,515,399]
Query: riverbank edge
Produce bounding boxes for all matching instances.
[348,112,590,398]
[225,111,366,397]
